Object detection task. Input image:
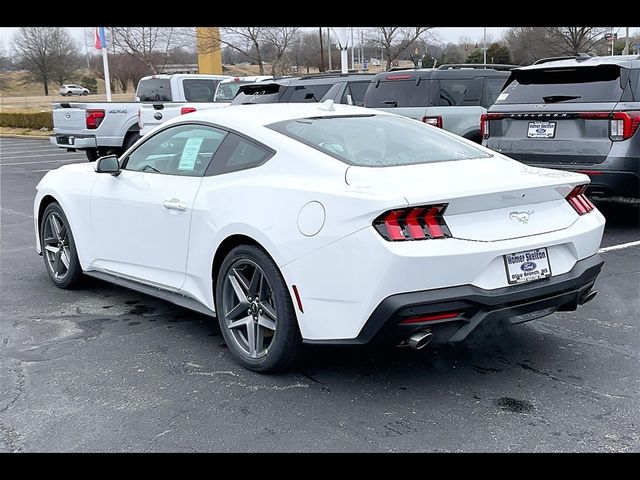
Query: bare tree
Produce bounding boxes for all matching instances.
[93,53,150,93]
[263,27,299,75]
[12,27,82,95]
[367,27,431,70]
[504,27,553,65]
[111,27,189,74]
[545,27,610,56]
[217,28,266,74]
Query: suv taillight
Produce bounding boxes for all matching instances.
[374,205,451,241]
[609,111,640,141]
[181,106,197,115]
[566,185,595,215]
[480,113,504,140]
[86,109,105,129]
[422,116,442,128]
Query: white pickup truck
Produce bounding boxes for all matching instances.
[138,75,272,136]
[49,74,231,161]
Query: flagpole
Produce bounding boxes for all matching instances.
[102,47,112,101]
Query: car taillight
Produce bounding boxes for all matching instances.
[374,205,451,241]
[180,106,197,115]
[422,116,442,128]
[480,113,504,139]
[609,111,640,141]
[85,109,105,129]
[566,185,595,215]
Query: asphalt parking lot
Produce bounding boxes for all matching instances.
[1,136,639,452]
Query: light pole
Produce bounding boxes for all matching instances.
[483,27,487,65]
[327,27,332,71]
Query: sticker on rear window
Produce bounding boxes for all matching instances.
[178,137,204,171]
[496,92,509,102]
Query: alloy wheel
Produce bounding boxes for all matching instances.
[42,212,71,281]
[221,259,277,359]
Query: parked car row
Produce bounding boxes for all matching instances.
[49,55,640,200]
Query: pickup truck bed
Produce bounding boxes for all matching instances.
[50,102,140,161]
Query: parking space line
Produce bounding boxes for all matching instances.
[1,152,78,161]
[599,240,640,253]
[2,157,82,166]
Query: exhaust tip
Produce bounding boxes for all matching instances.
[579,290,598,305]
[407,331,433,350]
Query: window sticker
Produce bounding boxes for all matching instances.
[178,137,204,170]
[497,92,509,102]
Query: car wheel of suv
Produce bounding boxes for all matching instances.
[40,202,83,289]
[215,245,303,372]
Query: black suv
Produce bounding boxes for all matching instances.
[483,55,640,200]
[362,65,512,142]
[231,73,374,106]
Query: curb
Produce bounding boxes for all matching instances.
[0,134,51,139]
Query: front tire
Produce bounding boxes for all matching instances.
[40,203,83,289]
[215,245,302,372]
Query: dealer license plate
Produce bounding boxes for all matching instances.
[527,121,556,138]
[504,247,552,285]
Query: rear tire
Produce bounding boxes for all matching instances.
[85,149,99,162]
[40,202,83,289]
[215,245,303,372]
[122,132,140,152]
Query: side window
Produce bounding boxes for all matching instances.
[438,78,483,106]
[183,79,220,102]
[206,133,273,176]
[287,84,332,102]
[482,77,509,107]
[341,81,371,106]
[124,124,227,177]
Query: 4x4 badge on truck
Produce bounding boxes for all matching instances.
[510,210,534,223]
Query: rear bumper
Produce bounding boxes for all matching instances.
[50,134,97,150]
[304,254,604,346]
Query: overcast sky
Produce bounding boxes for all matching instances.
[1,26,638,51]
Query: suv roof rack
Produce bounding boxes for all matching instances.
[437,63,518,71]
[532,53,595,65]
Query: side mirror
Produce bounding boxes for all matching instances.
[95,155,121,176]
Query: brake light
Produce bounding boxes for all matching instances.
[85,109,105,129]
[480,113,504,139]
[422,116,443,128]
[180,106,197,115]
[386,74,411,80]
[374,205,451,241]
[610,111,640,141]
[566,185,595,215]
[137,107,141,129]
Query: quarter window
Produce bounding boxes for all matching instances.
[206,133,273,176]
[124,125,227,177]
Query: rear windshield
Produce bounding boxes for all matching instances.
[232,84,283,104]
[497,65,625,104]
[137,78,172,102]
[267,114,490,167]
[363,78,429,108]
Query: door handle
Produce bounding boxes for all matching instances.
[161,199,187,211]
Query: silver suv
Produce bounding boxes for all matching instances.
[362,65,512,142]
[483,54,640,201]
[59,84,90,96]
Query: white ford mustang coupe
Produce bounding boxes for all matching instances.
[34,102,605,372]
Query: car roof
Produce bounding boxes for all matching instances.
[260,73,374,87]
[168,102,389,130]
[517,54,640,70]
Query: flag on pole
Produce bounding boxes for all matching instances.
[94,27,107,50]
